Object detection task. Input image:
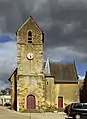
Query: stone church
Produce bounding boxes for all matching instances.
[8,16,79,112]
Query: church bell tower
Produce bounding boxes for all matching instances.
[17,16,44,75]
[16,16,45,111]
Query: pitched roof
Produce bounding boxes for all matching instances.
[16,16,44,43]
[8,68,17,81]
[44,61,78,83]
[16,16,43,34]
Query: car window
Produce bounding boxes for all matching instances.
[73,103,87,109]
[82,104,87,109]
[73,103,83,108]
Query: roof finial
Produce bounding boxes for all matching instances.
[44,57,51,75]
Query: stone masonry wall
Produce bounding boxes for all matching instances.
[17,75,45,111]
[17,17,43,75]
[11,74,15,110]
[10,70,17,110]
[45,77,55,108]
[17,17,44,111]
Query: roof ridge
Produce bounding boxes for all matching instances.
[49,61,74,64]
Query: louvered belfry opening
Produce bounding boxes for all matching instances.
[28,31,32,43]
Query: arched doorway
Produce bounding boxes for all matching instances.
[27,94,36,109]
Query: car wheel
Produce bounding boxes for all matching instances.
[75,114,80,119]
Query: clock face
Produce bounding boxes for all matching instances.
[27,53,34,60]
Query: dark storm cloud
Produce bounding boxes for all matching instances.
[0,0,87,56]
[29,0,87,52]
[0,0,32,33]
[0,0,87,59]
[0,0,87,89]
[35,0,87,62]
[43,0,87,47]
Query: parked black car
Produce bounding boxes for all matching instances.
[68,103,87,118]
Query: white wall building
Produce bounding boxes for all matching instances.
[0,95,11,106]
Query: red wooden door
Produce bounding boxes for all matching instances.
[27,95,36,109]
[58,96,63,108]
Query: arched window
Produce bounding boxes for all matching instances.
[28,31,32,43]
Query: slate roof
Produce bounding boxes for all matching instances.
[44,61,78,83]
[8,68,17,81]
